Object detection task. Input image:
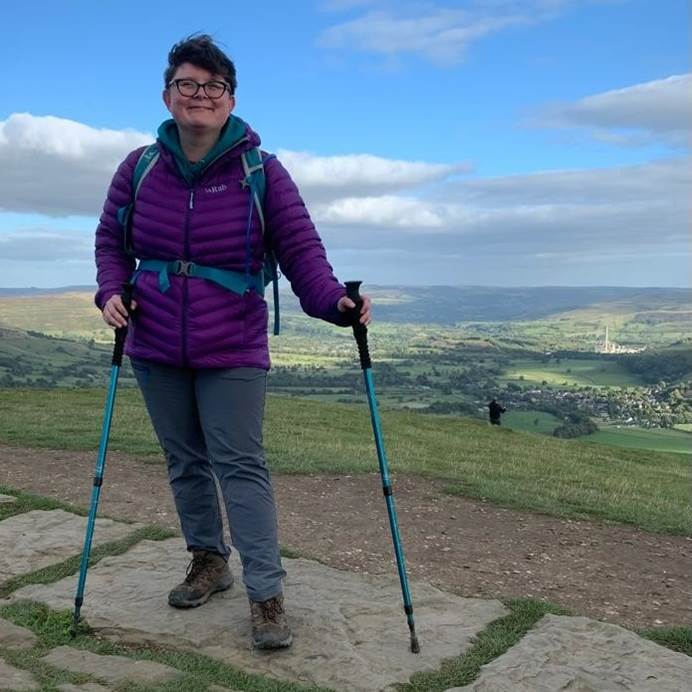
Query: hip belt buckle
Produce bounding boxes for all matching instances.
[173,260,195,277]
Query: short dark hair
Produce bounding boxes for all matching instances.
[164,34,237,94]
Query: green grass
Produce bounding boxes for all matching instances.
[1,388,691,535]
[502,410,561,434]
[0,525,175,599]
[588,426,691,455]
[398,598,571,691]
[0,486,87,522]
[640,626,692,656]
[0,602,329,691]
[501,358,643,387]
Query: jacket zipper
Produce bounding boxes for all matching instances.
[181,187,195,366]
[178,135,248,366]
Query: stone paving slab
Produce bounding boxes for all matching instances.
[0,617,38,650]
[42,646,181,686]
[458,614,692,691]
[0,494,17,504]
[57,684,111,692]
[0,655,39,691]
[9,538,507,692]
[0,510,143,580]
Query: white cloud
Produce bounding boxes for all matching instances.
[277,149,469,202]
[535,74,692,147]
[319,7,524,65]
[452,158,690,206]
[0,113,153,217]
[319,1,602,65]
[315,195,446,228]
[0,112,467,217]
[0,113,687,286]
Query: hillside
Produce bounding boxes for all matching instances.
[1,285,689,326]
[0,387,690,536]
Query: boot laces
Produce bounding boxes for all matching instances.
[184,551,213,585]
[261,597,284,623]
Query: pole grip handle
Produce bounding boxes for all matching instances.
[112,283,134,366]
[345,280,371,370]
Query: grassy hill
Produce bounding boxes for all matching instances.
[1,388,689,536]
[2,284,689,325]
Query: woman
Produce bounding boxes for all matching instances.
[95,34,371,650]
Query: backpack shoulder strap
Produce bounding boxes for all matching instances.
[117,143,159,255]
[132,144,160,199]
[240,147,281,335]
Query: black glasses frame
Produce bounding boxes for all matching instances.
[168,79,232,99]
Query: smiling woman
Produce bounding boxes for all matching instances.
[93,33,372,652]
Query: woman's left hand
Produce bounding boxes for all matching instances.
[337,294,372,326]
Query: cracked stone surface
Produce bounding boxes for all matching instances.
[0,494,17,504]
[42,646,181,685]
[0,617,38,650]
[0,655,39,691]
[0,510,143,580]
[11,538,507,692]
[459,614,692,691]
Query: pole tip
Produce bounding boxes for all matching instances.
[410,634,421,654]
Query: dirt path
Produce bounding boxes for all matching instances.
[1,444,689,630]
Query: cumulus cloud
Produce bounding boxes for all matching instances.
[319,1,600,65]
[277,149,469,202]
[534,74,692,147]
[0,112,467,218]
[315,195,446,228]
[315,156,689,287]
[0,113,153,217]
[1,113,687,286]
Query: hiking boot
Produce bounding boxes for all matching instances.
[249,594,293,649]
[168,550,234,608]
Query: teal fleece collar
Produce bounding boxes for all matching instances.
[157,115,248,183]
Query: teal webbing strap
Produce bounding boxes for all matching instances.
[118,144,159,254]
[133,259,264,296]
[241,148,280,335]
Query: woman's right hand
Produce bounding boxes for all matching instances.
[102,294,137,328]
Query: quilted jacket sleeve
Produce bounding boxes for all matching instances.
[263,156,350,326]
[94,148,144,310]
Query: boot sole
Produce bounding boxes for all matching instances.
[253,632,294,650]
[168,574,234,609]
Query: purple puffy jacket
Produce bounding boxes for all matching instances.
[95,117,349,369]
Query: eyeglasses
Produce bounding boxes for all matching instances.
[168,79,231,99]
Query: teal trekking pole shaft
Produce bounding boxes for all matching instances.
[71,283,133,635]
[345,281,420,654]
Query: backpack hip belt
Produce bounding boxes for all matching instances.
[132,258,265,296]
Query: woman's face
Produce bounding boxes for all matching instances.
[163,62,235,136]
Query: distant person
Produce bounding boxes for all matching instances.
[488,399,506,426]
[94,34,371,650]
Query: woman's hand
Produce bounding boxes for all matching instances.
[337,294,372,326]
[102,294,137,328]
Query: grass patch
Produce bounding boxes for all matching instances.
[0,601,331,691]
[0,486,87,522]
[0,525,174,599]
[587,426,692,455]
[397,598,571,691]
[1,389,691,535]
[640,626,692,656]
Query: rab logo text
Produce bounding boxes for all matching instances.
[205,184,228,194]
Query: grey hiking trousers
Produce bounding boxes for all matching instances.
[131,359,286,601]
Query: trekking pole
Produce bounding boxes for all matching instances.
[71,282,133,635]
[345,280,420,654]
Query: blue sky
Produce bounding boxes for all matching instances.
[0,0,689,287]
